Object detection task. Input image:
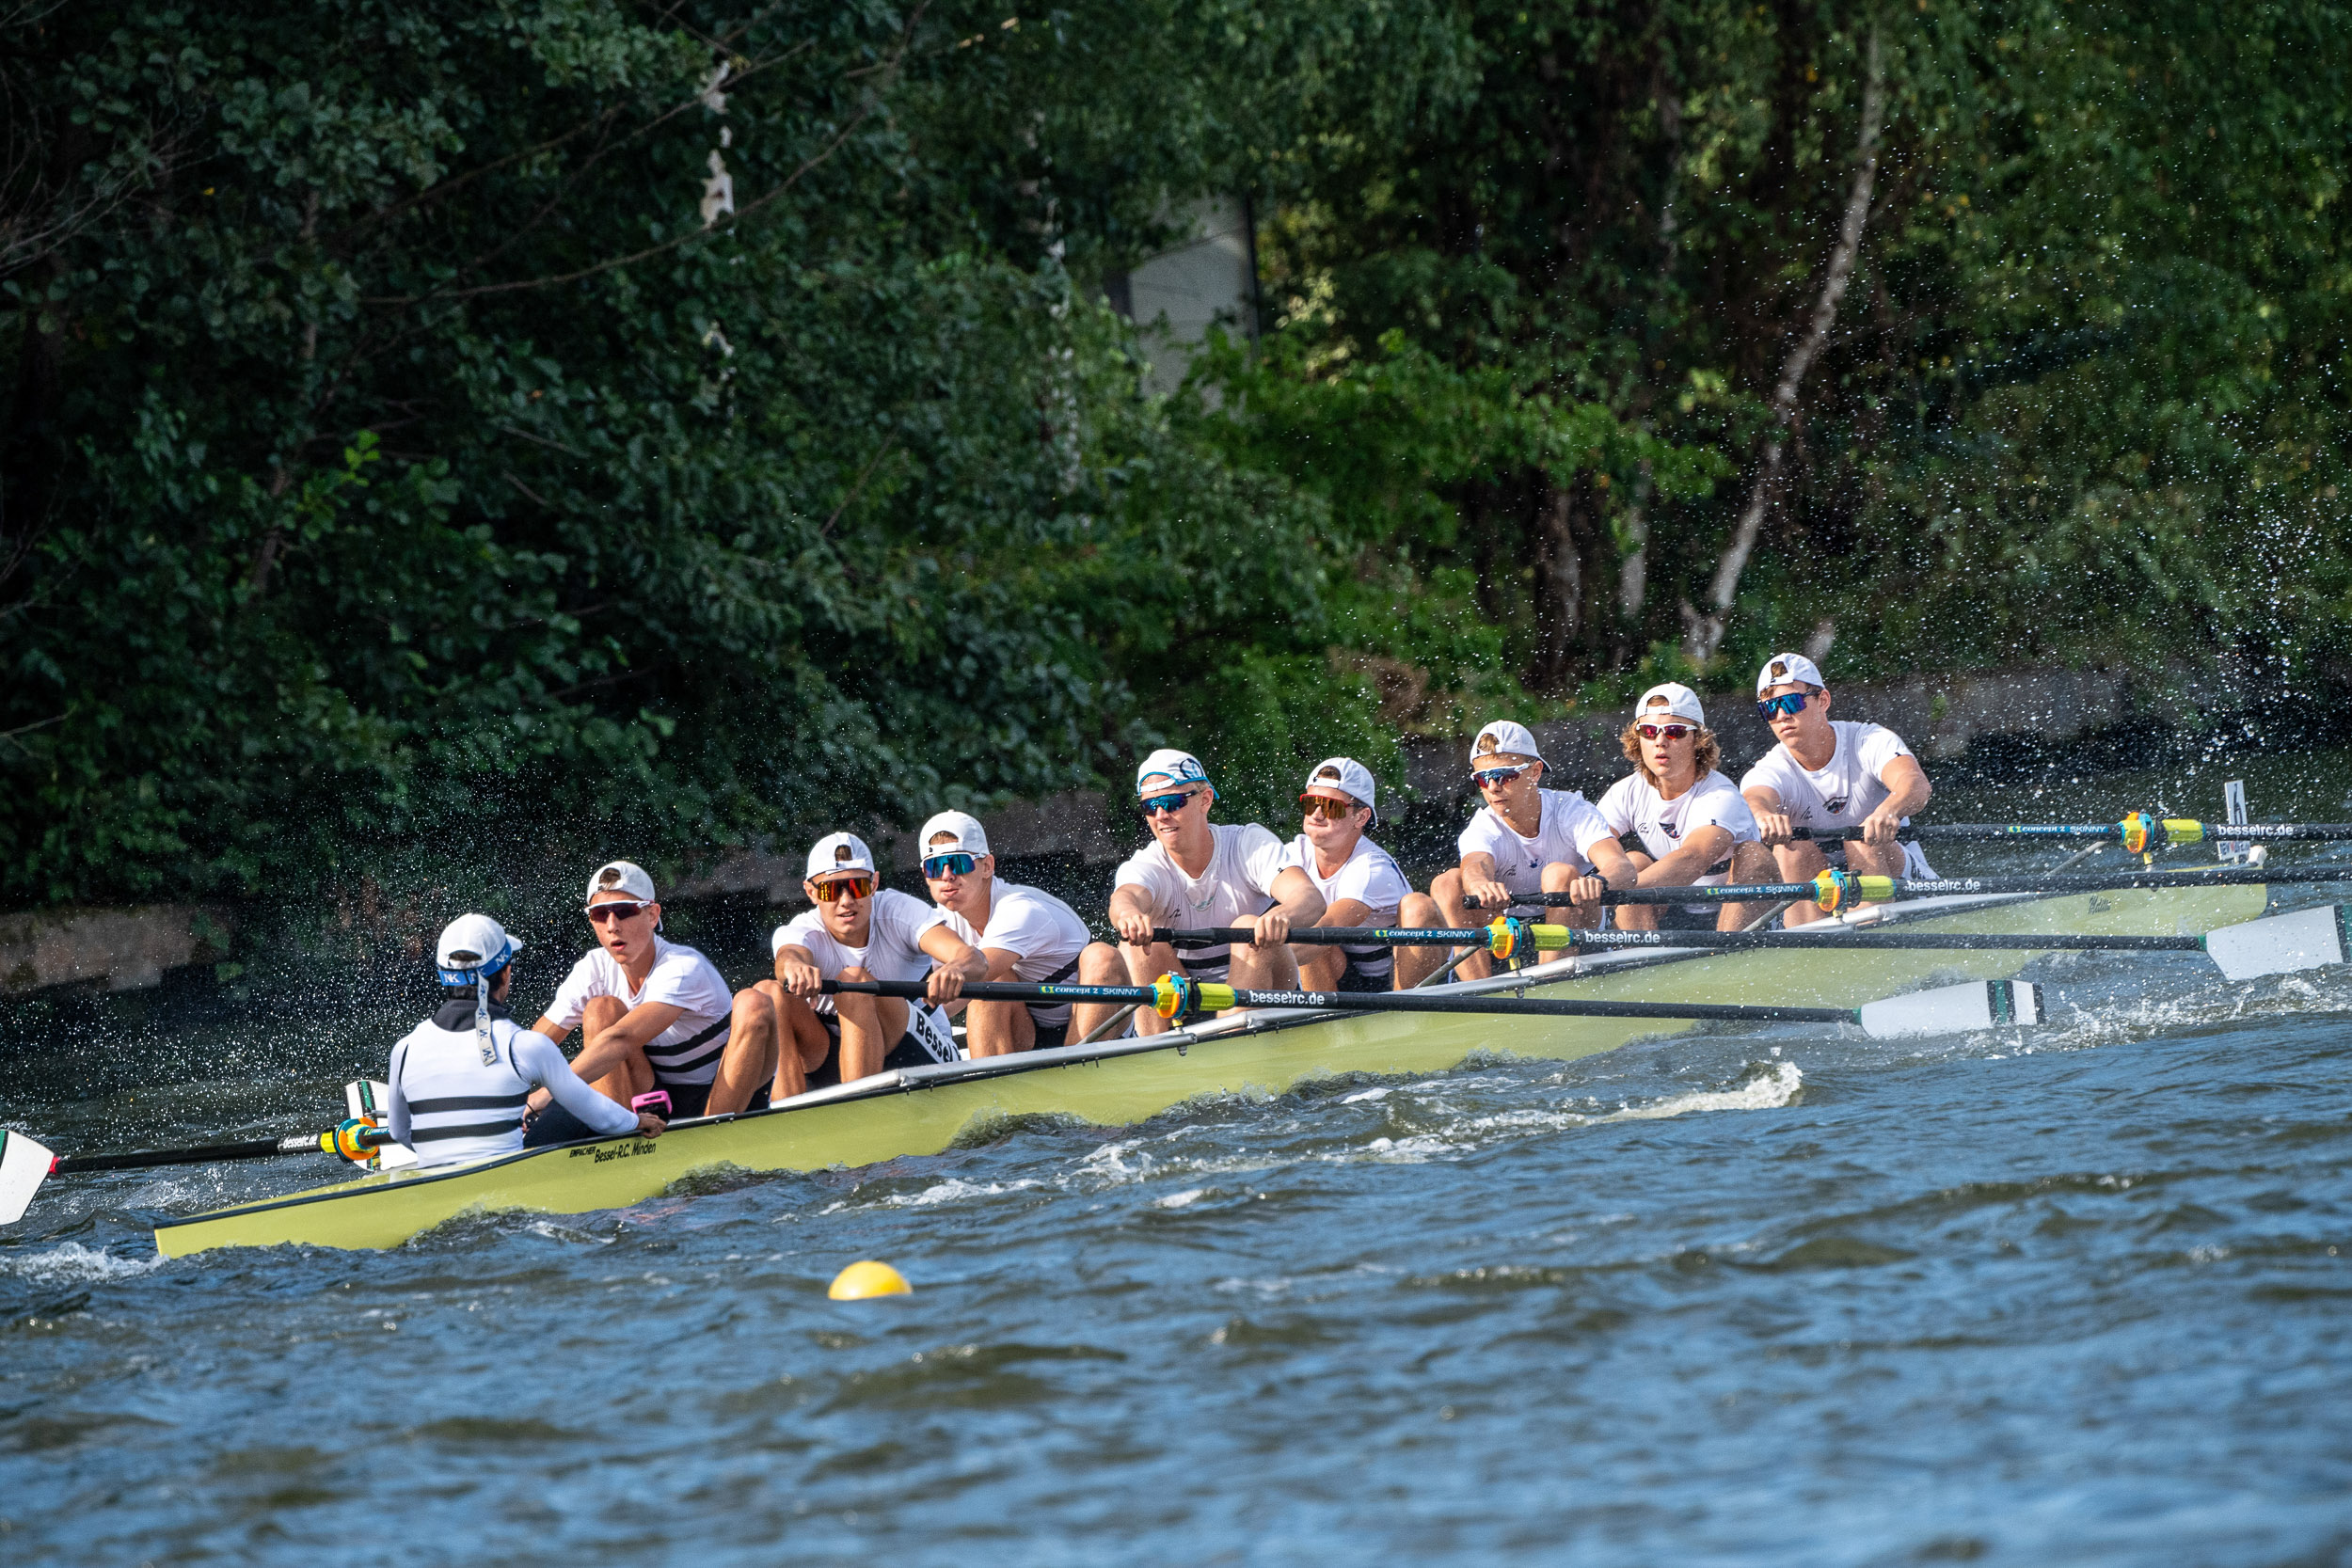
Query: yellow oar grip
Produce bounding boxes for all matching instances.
[1152,974,1233,1019]
[1811,871,1897,911]
[2163,818,2205,844]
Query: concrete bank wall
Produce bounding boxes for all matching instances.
[0,905,234,997]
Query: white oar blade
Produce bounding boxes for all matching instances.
[1857,978,2042,1039]
[0,1129,56,1227]
[2203,905,2352,982]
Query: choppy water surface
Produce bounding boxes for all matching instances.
[7,759,2352,1564]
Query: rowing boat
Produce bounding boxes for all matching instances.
[139,877,2265,1257]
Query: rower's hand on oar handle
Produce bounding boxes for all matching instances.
[1246,910,1292,947]
[1857,808,1904,847]
[1113,907,1158,946]
[924,965,967,1005]
[1467,876,1514,911]
[777,954,824,998]
[1566,873,1610,908]
[1752,804,1796,845]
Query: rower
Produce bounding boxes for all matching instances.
[390,914,661,1166]
[1396,720,1633,985]
[765,832,988,1084]
[1740,652,1936,927]
[917,810,1090,1055]
[1595,683,1777,931]
[1280,756,1412,992]
[1073,748,1327,1039]
[528,861,782,1138]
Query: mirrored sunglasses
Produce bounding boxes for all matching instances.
[1470,762,1536,788]
[584,899,652,925]
[1299,794,1362,823]
[1757,692,1812,719]
[921,851,978,879]
[1636,722,1696,741]
[1139,790,1202,817]
[811,875,876,903]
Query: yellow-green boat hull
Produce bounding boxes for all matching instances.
[152,883,2265,1257]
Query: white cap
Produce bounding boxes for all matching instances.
[918,810,991,858]
[805,831,878,879]
[1756,653,1825,694]
[437,913,522,984]
[583,860,657,904]
[1301,756,1378,825]
[1136,748,1212,795]
[1635,682,1705,725]
[1470,720,1544,763]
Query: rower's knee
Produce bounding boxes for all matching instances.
[1078,942,1122,985]
[1399,891,1441,927]
[581,995,628,1035]
[1539,861,1580,893]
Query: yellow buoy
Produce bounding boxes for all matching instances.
[828,1259,911,1300]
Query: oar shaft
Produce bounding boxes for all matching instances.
[1906,821,2352,842]
[824,977,1855,1025]
[1162,926,2205,954]
[51,1128,386,1175]
[1470,864,2351,909]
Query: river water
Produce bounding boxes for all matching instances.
[5,751,2352,1564]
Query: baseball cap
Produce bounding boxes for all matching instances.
[1756,653,1826,694]
[1470,720,1544,764]
[805,831,878,879]
[918,810,991,858]
[437,913,523,985]
[1301,756,1378,825]
[1136,748,1212,795]
[1635,682,1706,725]
[583,860,657,905]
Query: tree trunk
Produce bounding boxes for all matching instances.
[1683,24,1886,665]
[1528,474,1601,691]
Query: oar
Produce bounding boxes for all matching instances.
[1772,819,2352,849]
[1156,904,2349,982]
[824,975,2042,1039]
[0,1116,390,1227]
[1466,863,2352,915]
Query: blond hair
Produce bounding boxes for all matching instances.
[1619,720,1721,790]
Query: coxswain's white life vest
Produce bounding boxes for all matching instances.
[387,1007,537,1165]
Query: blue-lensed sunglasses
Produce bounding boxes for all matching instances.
[1756,692,1812,720]
[1139,790,1201,816]
[1470,762,1536,789]
[922,851,978,879]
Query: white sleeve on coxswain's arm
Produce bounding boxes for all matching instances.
[386,1037,414,1148]
[512,1032,643,1137]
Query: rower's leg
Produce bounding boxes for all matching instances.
[1295,934,1345,991]
[1613,851,1661,931]
[1772,840,1833,926]
[1071,942,1133,1040]
[704,988,780,1115]
[964,998,1035,1057]
[1391,892,1450,989]
[1117,939,1183,1036]
[1542,861,1602,930]
[759,981,832,1087]
[1228,936,1299,992]
[1719,843,1781,930]
[1430,871,1495,983]
[580,996,651,1105]
[834,968,909,1081]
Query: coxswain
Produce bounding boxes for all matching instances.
[1279,757,1412,992]
[765,832,988,1084]
[1072,748,1327,1039]
[1740,652,1936,927]
[1396,720,1634,985]
[527,860,782,1139]
[917,810,1091,1056]
[1595,683,1776,931]
[389,914,661,1166]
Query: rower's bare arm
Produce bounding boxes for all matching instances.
[1460,851,1511,910]
[918,925,989,1003]
[1253,867,1327,946]
[1108,884,1157,946]
[1636,825,1736,886]
[1744,786,1794,844]
[1864,756,1932,843]
[1317,897,1373,929]
[531,1015,567,1044]
[773,944,822,996]
[569,1000,686,1085]
[1577,839,1640,905]
[981,945,1025,983]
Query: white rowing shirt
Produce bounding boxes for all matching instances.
[1597,768,1759,890]
[546,937,736,1089]
[773,888,946,1020]
[1741,721,1938,878]
[1114,822,1289,980]
[1279,832,1409,983]
[1457,788,1618,901]
[389,1004,638,1166]
[936,880,1090,1028]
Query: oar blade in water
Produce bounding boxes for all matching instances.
[2203,905,2352,982]
[0,1129,55,1226]
[1856,979,2042,1039]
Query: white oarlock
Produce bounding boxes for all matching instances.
[1856,978,2042,1039]
[0,1128,56,1227]
[2203,905,2352,983]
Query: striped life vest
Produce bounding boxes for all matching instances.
[389,1011,535,1163]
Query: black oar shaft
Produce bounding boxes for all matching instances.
[824,977,1855,1025]
[1158,926,2204,954]
[51,1130,382,1175]
[1470,865,2351,908]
